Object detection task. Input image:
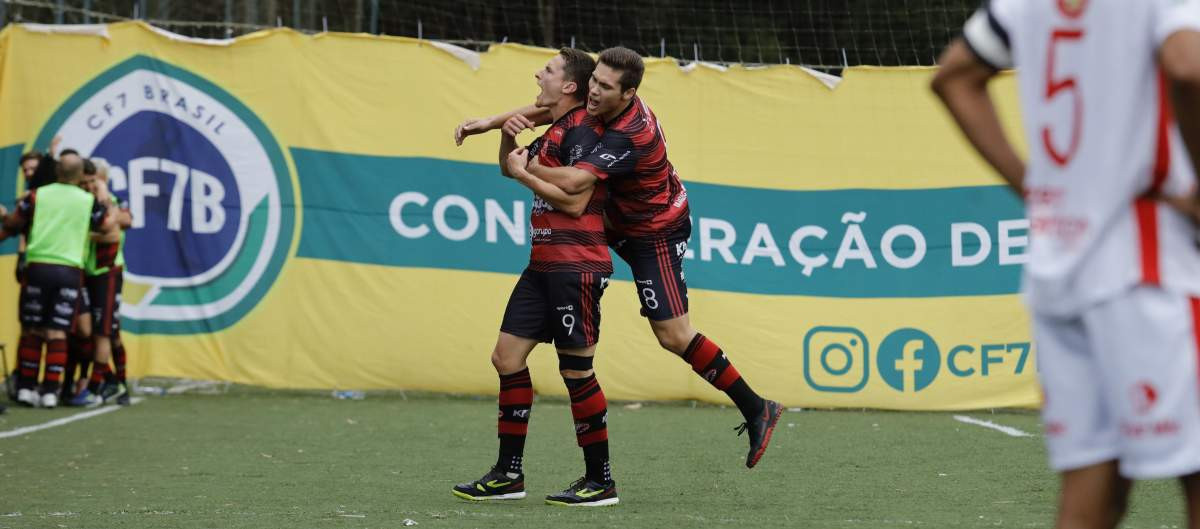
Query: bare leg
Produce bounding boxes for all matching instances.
[1055,461,1130,529]
[1181,471,1200,529]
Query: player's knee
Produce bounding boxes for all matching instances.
[652,326,694,356]
[558,352,594,379]
[490,349,524,374]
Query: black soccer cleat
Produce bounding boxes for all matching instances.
[544,477,619,507]
[451,468,527,501]
[737,399,784,469]
[101,382,126,405]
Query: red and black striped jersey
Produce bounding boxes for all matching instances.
[525,105,611,273]
[575,96,689,238]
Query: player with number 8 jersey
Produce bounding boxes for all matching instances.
[935,0,1200,525]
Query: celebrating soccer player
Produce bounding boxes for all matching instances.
[71,160,132,406]
[451,48,621,506]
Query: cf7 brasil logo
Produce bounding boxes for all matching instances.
[34,55,296,334]
[803,326,1032,394]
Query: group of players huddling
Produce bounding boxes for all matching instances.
[1,137,132,411]
[453,0,1200,524]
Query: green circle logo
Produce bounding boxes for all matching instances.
[35,55,296,334]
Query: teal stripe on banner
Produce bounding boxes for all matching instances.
[0,143,25,256]
[292,147,1027,298]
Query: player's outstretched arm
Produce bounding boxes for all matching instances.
[1163,30,1200,222]
[931,38,1025,195]
[455,105,552,146]
[507,147,594,218]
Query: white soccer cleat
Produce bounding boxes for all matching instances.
[16,388,40,407]
[40,392,58,409]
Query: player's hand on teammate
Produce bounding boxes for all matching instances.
[506,147,530,178]
[501,115,536,138]
[454,117,491,146]
[527,153,545,174]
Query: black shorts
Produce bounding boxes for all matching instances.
[19,263,84,331]
[500,268,610,349]
[87,267,123,337]
[611,222,691,321]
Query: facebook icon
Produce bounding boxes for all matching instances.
[876,328,941,392]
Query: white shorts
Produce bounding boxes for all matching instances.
[1036,285,1200,479]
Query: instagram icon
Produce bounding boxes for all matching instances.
[803,326,870,393]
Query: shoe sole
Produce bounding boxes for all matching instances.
[451,489,526,501]
[545,497,619,507]
[747,402,784,469]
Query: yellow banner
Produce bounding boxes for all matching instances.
[0,22,1032,410]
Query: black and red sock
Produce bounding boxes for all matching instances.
[565,374,611,484]
[113,339,127,384]
[41,338,67,393]
[496,368,533,476]
[63,336,82,396]
[683,334,764,420]
[88,360,114,393]
[16,334,43,390]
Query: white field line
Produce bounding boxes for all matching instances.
[0,398,143,439]
[953,415,1035,438]
[166,380,221,394]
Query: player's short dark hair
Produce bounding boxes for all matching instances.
[19,151,40,165]
[59,148,80,158]
[558,48,596,100]
[83,158,97,175]
[598,47,644,92]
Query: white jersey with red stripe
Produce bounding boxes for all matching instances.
[964,0,1200,316]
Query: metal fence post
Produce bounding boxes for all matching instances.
[369,0,378,34]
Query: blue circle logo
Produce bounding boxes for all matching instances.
[876,328,941,392]
[35,56,296,334]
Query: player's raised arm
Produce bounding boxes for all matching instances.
[506,147,593,218]
[930,38,1025,195]
[454,105,552,146]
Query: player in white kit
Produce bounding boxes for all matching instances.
[934,1,1200,527]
